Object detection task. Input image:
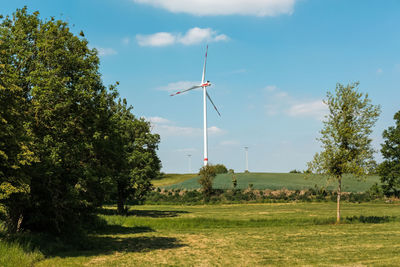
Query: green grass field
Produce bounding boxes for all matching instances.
[161,172,380,192]
[2,202,400,266]
[152,173,198,187]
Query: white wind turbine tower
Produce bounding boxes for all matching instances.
[170,45,221,166]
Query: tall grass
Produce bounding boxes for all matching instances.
[0,240,44,267]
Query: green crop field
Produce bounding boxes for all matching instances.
[160,172,380,192]
[152,173,198,187]
[2,202,399,266]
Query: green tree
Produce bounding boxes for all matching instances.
[105,99,161,214]
[213,164,228,174]
[378,111,400,197]
[0,8,113,233]
[198,165,216,201]
[308,82,380,223]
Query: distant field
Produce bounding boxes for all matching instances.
[152,173,198,187]
[160,173,380,192]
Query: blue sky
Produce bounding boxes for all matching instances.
[3,0,400,173]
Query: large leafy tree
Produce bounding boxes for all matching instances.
[1,7,161,232]
[308,82,380,223]
[0,8,113,233]
[378,111,400,197]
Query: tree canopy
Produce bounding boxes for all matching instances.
[308,82,380,222]
[0,7,161,233]
[378,110,400,197]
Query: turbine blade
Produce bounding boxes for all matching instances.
[206,91,221,116]
[201,45,208,84]
[170,85,202,96]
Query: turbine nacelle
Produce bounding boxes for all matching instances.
[201,81,211,87]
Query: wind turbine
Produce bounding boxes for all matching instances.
[170,45,221,166]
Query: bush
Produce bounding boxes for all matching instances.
[198,165,217,201]
[289,169,302,174]
[213,164,228,174]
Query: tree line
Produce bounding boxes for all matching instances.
[0,8,161,234]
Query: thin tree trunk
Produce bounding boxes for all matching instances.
[16,213,23,232]
[117,182,126,215]
[337,176,341,223]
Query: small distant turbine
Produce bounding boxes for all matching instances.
[187,154,192,173]
[244,147,249,172]
[171,45,221,166]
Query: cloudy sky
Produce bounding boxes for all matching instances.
[3,0,400,173]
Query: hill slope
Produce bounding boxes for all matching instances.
[159,173,380,192]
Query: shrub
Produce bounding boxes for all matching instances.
[213,164,228,174]
[198,165,216,202]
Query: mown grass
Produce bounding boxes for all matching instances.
[152,173,198,187]
[2,202,400,266]
[165,172,380,192]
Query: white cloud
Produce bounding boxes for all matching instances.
[208,126,224,135]
[263,85,327,120]
[95,47,117,56]
[136,32,176,47]
[148,116,225,137]
[136,27,229,47]
[287,100,328,120]
[147,116,171,124]
[133,0,297,17]
[157,81,199,93]
[179,27,229,45]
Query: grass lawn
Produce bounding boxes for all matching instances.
[163,172,380,192]
[3,202,396,266]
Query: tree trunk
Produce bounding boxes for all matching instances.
[117,182,126,215]
[337,176,341,223]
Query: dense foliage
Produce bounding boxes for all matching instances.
[212,164,228,174]
[198,165,216,201]
[308,82,380,222]
[378,110,400,197]
[0,8,160,234]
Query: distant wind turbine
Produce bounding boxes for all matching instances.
[170,45,221,166]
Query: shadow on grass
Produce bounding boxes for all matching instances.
[99,208,190,218]
[344,215,397,224]
[1,224,185,259]
[51,235,186,258]
[90,224,154,235]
